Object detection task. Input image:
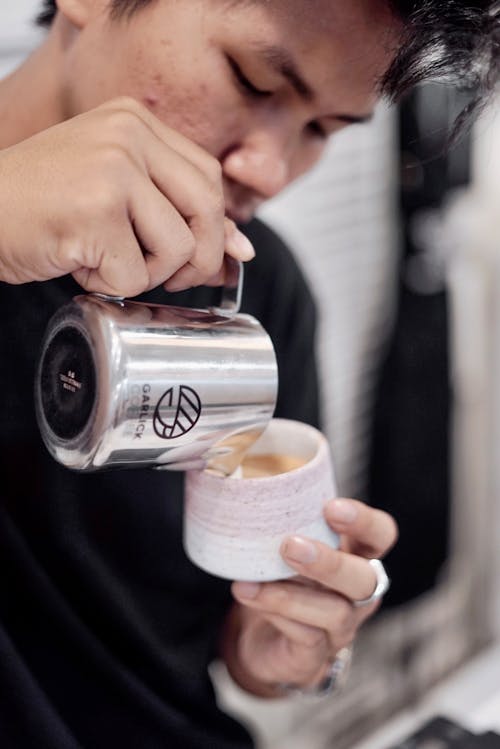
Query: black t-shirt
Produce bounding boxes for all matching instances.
[0,219,320,749]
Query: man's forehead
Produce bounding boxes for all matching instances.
[228,0,397,34]
[230,1,401,106]
[228,0,400,67]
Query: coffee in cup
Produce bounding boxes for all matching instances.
[240,453,308,478]
[183,418,339,581]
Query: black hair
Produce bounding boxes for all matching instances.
[384,1,500,135]
[36,0,57,26]
[37,0,500,131]
[36,0,151,26]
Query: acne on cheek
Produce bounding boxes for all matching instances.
[143,93,160,110]
[139,69,166,111]
[129,50,237,155]
[139,87,225,155]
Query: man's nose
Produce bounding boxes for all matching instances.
[222,145,290,201]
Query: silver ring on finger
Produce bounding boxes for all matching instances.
[353,558,390,608]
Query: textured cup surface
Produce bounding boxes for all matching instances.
[184,418,338,581]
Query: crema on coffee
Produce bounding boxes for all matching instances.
[240,453,307,478]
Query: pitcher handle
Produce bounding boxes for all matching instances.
[92,256,244,316]
[210,256,243,317]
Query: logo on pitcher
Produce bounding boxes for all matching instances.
[153,385,202,440]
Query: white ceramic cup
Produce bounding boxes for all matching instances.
[183,418,339,581]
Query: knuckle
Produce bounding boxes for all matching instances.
[177,232,197,261]
[109,95,144,116]
[208,158,223,187]
[302,628,327,651]
[91,178,124,216]
[327,551,344,577]
[201,184,225,220]
[104,105,145,142]
[201,153,223,185]
[191,252,221,279]
[264,584,291,610]
[98,142,133,175]
[55,237,84,271]
[334,600,355,636]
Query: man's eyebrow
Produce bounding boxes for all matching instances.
[331,112,374,125]
[253,42,315,101]
[252,42,374,125]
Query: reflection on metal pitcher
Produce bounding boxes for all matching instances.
[35,260,278,475]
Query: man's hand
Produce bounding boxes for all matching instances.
[223,499,397,698]
[0,97,254,296]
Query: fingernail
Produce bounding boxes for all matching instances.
[233,582,261,599]
[328,499,358,524]
[282,536,318,564]
[227,230,256,260]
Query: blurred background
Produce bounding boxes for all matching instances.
[3,3,500,747]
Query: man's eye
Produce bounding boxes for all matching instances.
[227,57,272,98]
[308,121,328,139]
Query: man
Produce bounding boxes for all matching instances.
[0,1,497,747]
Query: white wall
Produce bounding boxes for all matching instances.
[0,0,42,76]
[260,109,399,498]
[446,103,500,635]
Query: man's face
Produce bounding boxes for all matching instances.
[61,0,401,223]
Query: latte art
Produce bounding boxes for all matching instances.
[240,453,308,478]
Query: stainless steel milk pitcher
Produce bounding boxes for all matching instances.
[35,262,278,474]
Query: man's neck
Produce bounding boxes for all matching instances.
[0,29,66,149]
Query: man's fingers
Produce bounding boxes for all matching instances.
[128,177,198,289]
[236,610,327,686]
[262,612,329,652]
[232,580,358,644]
[223,218,255,261]
[324,499,398,558]
[141,134,226,285]
[1,97,253,296]
[108,101,228,289]
[278,538,386,606]
[71,227,150,297]
[256,613,330,684]
[166,220,255,291]
[106,100,255,290]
